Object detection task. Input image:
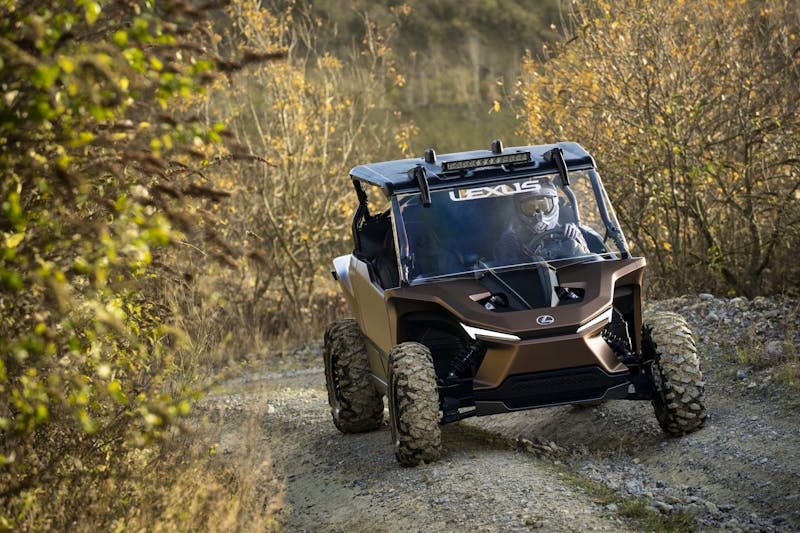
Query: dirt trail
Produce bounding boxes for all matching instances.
[207,295,799,532]
[213,365,798,532]
[224,369,632,532]
[472,384,800,531]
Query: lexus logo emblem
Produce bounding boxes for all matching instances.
[536,314,555,326]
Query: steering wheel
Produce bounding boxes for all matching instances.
[523,228,565,258]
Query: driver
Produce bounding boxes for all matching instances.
[494,180,589,264]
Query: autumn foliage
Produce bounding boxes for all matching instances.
[0,0,283,528]
[519,0,800,297]
[197,2,414,337]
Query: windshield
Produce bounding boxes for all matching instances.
[394,170,628,284]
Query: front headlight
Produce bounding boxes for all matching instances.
[460,323,520,342]
[576,308,612,333]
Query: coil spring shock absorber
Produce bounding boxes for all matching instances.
[602,327,643,365]
[447,341,486,379]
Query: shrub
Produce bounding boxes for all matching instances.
[517,0,800,297]
[0,0,280,528]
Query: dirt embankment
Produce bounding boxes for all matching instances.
[206,295,799,532]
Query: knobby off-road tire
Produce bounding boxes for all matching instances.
[388,342,442,467]
[323,319,383,433]
[643,310,707,436]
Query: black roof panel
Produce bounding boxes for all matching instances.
[349,141,595,195]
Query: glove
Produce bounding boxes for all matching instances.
[563,223,581,241]
[563,223,589,252]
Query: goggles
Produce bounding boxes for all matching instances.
[518,195,554,217]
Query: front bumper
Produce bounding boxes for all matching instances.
[473,365,632,414]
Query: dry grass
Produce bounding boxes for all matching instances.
[3,421,283,532]
[120,401,284,532]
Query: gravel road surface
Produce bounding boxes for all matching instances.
[206,295,800,532]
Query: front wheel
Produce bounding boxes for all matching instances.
[643,311,707,436]
[388,342,442,467]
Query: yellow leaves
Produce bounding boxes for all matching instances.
[4,232,24,249]
[57,55,75,74]
[112,30,128,48]
[68,131,94,147]
[142,409,162,428]
[490,100,501,113]
[84,1,102,25]
[161,133,173,150]
[108,380,128,404]
[318,54,342,70]
[3,89,19,108]
[35,404,49,423]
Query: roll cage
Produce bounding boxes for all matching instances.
[349,142,629,289]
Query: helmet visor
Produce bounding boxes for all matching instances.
[518,195,555,217]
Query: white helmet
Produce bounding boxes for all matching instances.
[515,180,559,233]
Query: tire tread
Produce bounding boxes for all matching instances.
[323,319,383,433]
[389,342,442,467]
[644,310,707,436]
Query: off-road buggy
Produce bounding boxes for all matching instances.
[324,140,706,466]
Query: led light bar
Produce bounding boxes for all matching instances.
[460,323,520,342]
[441,152,531,171]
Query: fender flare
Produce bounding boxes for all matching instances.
[332,255,355,299]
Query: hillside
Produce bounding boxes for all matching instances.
[278,0,562,151]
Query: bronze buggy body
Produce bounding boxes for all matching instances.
[325,141,706,466]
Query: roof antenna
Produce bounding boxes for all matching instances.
[491,139,503,154]
[424,148,436,164]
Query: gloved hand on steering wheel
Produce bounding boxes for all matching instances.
[524,223,588,261]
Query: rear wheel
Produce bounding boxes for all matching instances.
[323,319,383,433]
[388,342,442,467]
[643,311,707,436]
